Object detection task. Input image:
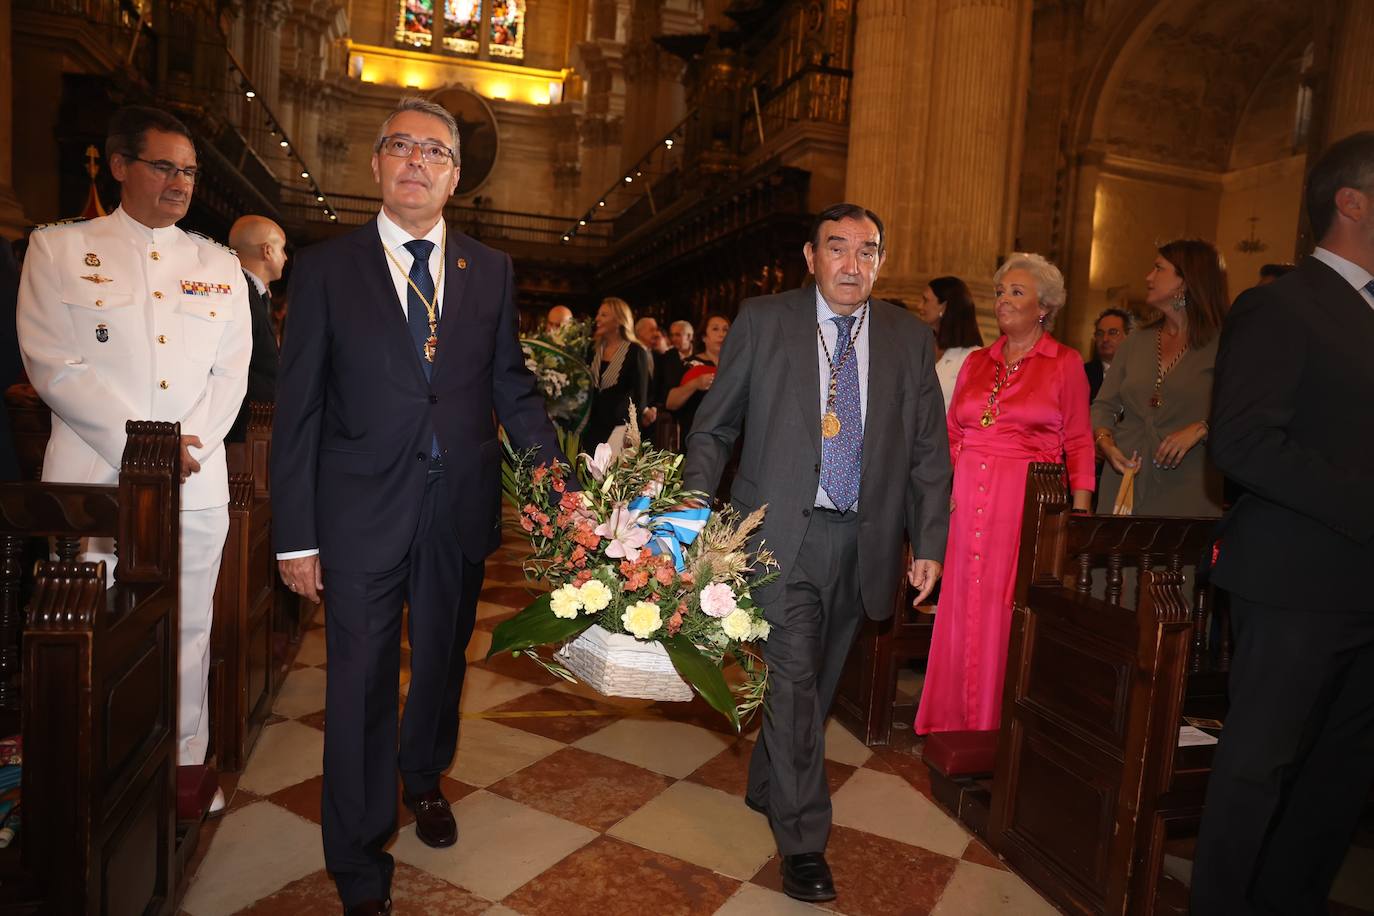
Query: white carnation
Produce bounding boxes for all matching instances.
[577,579,613,613]
[721,608,754,641]
[550,584,583,620]
[621,601,663,639]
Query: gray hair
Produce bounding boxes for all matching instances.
[375,97,461,166]
[994,252,1067,322]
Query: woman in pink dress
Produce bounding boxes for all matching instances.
[916,253,1095,734]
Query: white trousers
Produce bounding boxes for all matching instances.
[86,505,230,766]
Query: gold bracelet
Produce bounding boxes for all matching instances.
[1094,431,1113,444]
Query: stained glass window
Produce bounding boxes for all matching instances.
[488,0,525,60]
[394,0,525,62]
[444,0,481,55]
[394,0,433,47]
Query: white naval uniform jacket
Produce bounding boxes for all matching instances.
[17,207,252,510]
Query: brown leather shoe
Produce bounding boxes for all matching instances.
[403,787,457,848]
[345,899,391,916]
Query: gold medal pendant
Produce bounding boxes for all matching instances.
[821,411,841,439]
[1150,395,1162,409]
[980,410,995,429]
[424,334,438,363]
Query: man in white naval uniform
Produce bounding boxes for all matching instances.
[16,106,252,815]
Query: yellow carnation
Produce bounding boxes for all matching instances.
[721,608,754,641]
[550,584,584,620]
[577,579,613,613]
[621,601,663,639]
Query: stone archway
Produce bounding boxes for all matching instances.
[1018,0,1314,350]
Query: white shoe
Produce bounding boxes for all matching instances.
[208,787,226,817]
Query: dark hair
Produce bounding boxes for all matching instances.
[106,105,194,164]
[1259,263,1295,280]
[697,313,731,354]
[1305,131,1374,241]
[1094,307,1134,333]
[927,276,983,350]
[809,203,885,255]
[1157,238,1229,350]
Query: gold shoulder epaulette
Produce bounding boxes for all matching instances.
[32,217,89,231]
[185,228,238,256]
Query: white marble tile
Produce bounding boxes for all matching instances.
[453,667,544,712]
[391,790,595,901]
[446,716,565,787]
[610,781,775,879]
[182,802,324,916]
[712,882,836,915]
[293,628,328,667]
[237,720,325,796]
[572,716,732,778]
[271,666,329,718]
[823,717,873,767]
[931,860,1059,915]
[831,768,970,857]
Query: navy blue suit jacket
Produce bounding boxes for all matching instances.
[271,217,564,571]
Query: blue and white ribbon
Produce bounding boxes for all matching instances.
[629,497,709,572]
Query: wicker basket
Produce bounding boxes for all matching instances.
[556,624,695,702]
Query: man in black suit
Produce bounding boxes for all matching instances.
[1083,307,1130,402]
[1192,132,1374,915]
[684,204,951,902]
[226,215,285,441]
[271,98,565,916]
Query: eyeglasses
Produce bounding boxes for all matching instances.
[127,155,199,183]
[377,135,455,165]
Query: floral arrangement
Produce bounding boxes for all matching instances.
[520,317,594,435]
[490,413,776,729]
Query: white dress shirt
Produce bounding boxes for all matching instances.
[813,287,870,510]
[276,209,447,561]
[376,207,446,319]
[1312,246,1374,311]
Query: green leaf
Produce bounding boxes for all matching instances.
[487,593,594,659]
[662,635,741,732]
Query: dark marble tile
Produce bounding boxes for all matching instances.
[266,774,476,828]
[685,739,856,800]
[503,835,740,916]
[960,837,1006,871]
[865,748,934,800]
[483,688,623,743]
[472,648,565,688]
[750,825,959,916]
[234,863,489,915]
[487,746,673,831]
[479,585,546,607]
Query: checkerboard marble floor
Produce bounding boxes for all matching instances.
[179,535,1374,916]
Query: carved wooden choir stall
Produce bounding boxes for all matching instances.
[921,463,1229,916]
[2,385,293,778]
[0,421,189,914]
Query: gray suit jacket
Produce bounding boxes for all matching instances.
[683,288,952,620]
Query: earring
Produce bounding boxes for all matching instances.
[1038,313,1047,326]
[1173,290,1187,311]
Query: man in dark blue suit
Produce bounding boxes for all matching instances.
[271,98,566,916]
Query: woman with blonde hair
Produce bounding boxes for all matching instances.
[584,296,652,448]
[916,253,1095,734]
[1092,238,1229,517]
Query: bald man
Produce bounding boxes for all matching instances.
[546,304,573,332]
[227,215,285,441]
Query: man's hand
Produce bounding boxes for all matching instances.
[908,558,943,608]
[179,435,203,482]
[279,555,324,604]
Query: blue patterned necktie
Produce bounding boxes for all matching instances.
[820,314,863,511]
[402,239,441,458]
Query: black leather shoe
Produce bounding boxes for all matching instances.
[403,787,457,848]
[781,852,837,902]
[345,898,391,916]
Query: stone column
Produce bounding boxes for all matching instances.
[0,0,29,238]
[1323,0,1374,141]
[244,0,290,111]
[845,0,1033,308]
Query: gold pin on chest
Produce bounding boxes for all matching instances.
[84,252,100,267]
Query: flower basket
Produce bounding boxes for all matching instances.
[555,624,694,702]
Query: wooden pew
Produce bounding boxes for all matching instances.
[834,543,935,745]
[213,403,278,772]
[974,462,1226,915]
[0,421,186,915]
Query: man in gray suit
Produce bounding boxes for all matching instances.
[684,203,952,902]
